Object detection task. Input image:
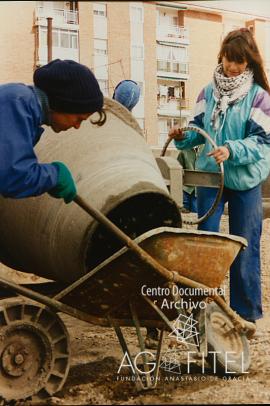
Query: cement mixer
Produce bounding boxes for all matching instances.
[0,99,253,401]
[0,98,181,282]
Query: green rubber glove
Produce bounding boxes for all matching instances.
[49,162,77,204]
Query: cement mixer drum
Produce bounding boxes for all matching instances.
[0,98,181,282]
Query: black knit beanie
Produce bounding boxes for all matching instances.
[34,59,103,114]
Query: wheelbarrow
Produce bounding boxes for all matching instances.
[0,194,255,401]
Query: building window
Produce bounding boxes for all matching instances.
[130,4,143,23]
[37,1,68,9]
[93,2,107,17]
[60,31,69,48]
[39,26,47,46]
[157,44,187,62]
[94,39,108,55]
[55,29,78,49]
[70,32,78,48]
[158,84,181,99]
[98,79,109,96]
[39,26,78,49]
[157,9,179,30]
[157,44,188,74]
[36,2,78,25]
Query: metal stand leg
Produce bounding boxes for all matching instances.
[108,299,165,391]
[129,299,164,389]
[129,300,152,388]
[108,315,144,391]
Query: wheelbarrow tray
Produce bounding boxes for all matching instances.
[58,226,246,324]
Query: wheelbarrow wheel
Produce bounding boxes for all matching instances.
[205,301,250,375]
[0,298,70,402]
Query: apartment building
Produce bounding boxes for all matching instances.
[0,1,270,147]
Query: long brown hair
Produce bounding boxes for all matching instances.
[218,28,270,93]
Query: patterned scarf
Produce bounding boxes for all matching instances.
[211,63,253,131]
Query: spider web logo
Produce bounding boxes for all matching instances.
[160,312,200,374]
[169,313,199,347]
[169,312,200,347]
[160,348,183,374]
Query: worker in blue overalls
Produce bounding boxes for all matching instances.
[0,59,104,203]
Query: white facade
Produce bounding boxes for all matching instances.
[35,1,79,66]
[93,2,109,95]
[130,2,145,130]
[156,6,190,146]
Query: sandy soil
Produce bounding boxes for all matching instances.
[1,216,270,405]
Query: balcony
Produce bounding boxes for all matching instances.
[157,59,189,80]
[37,46,79,66]
[157,25,189,45]
[35,6,78,27]
[157,97,190,117]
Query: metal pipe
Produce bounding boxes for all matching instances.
[47,17,53,62]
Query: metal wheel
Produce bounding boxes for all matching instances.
[0,298,70,401]
[205,301,250,375]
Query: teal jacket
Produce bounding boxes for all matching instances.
[175,82,270,191]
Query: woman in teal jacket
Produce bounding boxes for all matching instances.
[169,28,270,325]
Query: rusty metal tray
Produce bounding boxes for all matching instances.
[55,227,247,324]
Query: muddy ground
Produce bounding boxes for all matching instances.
[1,215,270,405]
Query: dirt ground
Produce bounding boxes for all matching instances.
[1,215,270,405]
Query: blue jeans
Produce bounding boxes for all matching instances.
[183,191,198,213]
[197,185,263,321]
